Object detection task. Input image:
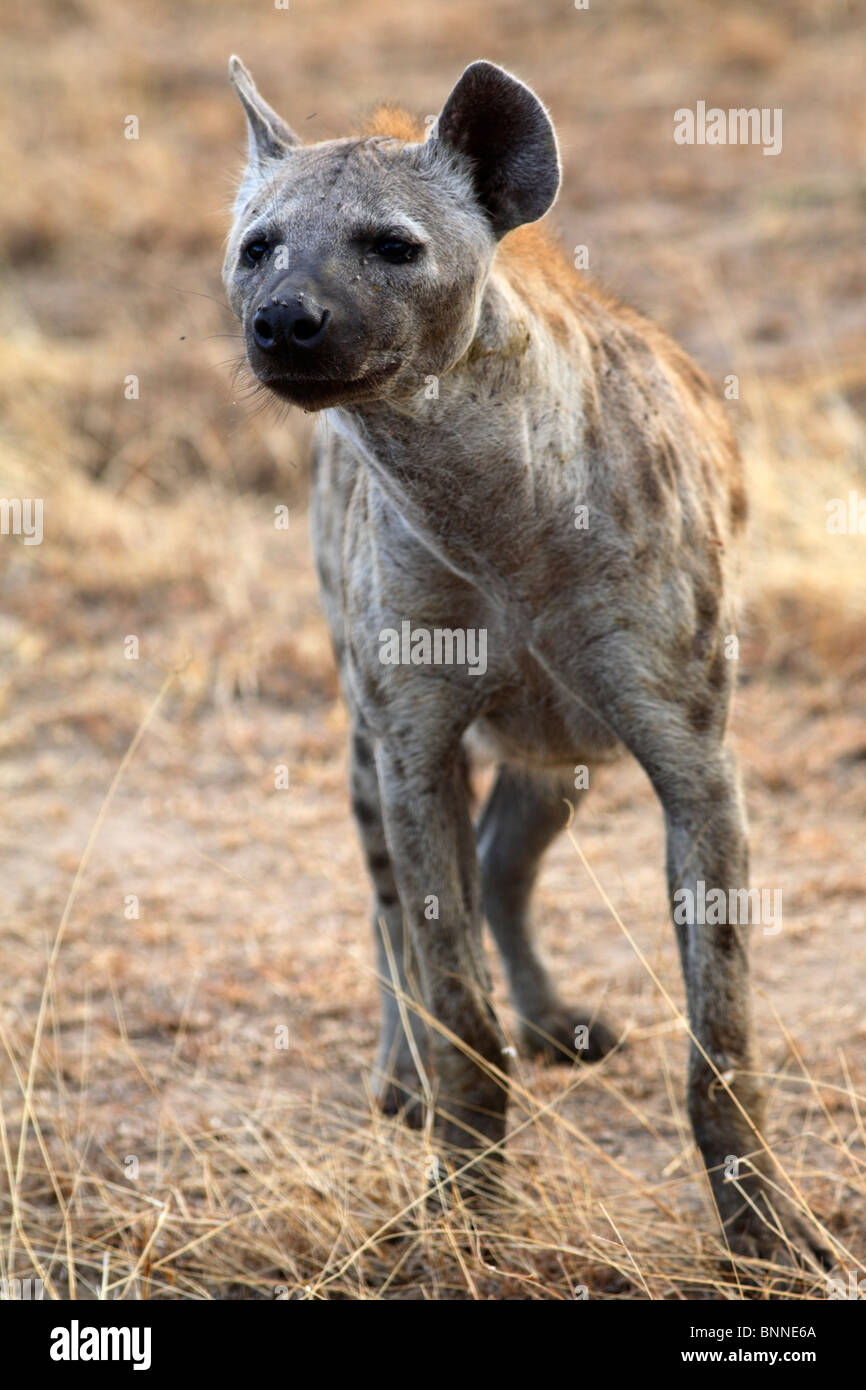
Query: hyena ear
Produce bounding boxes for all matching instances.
[228,56,299,201]
[428,60,560,238]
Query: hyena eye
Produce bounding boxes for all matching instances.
[243,239,271,266]
[373,236,421,264]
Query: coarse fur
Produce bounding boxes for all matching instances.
[222,56,827,1267]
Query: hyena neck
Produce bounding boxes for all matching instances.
[330,270,578,598]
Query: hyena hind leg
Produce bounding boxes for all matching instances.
[477,765,618,1065]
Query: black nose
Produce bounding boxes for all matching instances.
[252,293,331,354]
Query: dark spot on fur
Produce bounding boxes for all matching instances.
[715,922,738,954]
[657,435,678,487]
[688,693,716,734]
[611,488,631,528]
[603,336,625,370]
[378,890,399,909]
[369,850,390,873]
[636,445,663,509]
[353,733,373,767]
[730,481,748,526]
[692,627,712,660]
[701,770,732,805]
[547,311,568,343]
[694,582,719,627]
[706,543,723,582]
[707,647,728,691]
[352,797,377,826]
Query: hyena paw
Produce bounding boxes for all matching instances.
[519,1008,618,1066]
[722,1181,834,1276]
[374,1069,425,1129]
[426,1144,507,1215]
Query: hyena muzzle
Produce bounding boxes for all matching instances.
[222,55,830,1265]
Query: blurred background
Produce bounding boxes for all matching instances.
[0,0,864,1298]
[2,0,864,701]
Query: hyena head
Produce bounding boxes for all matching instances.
[223,58,560,410]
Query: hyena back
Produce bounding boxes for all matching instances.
[223,56,828,1263]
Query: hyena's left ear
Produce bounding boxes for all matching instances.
[428,60,560,238]
[229,56,299,205]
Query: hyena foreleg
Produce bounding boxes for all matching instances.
[349,720,427,1125]
[529,622,830,1264]
[375,730,509,1164]
[662,749,829,1263]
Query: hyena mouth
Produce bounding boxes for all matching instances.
[257,360,403,409]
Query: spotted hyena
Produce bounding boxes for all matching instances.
[223,56,828,1264]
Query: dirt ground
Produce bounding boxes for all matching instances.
[1,0,864,1299]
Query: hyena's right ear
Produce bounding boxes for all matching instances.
[228,56,299,208]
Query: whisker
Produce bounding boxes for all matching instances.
[164,284,233,310]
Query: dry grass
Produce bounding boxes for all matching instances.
[1,706,863,1300]
[2,747,864,1303]
[1,0,865,1299]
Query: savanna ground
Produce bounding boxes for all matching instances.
[1,0,864,1300]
